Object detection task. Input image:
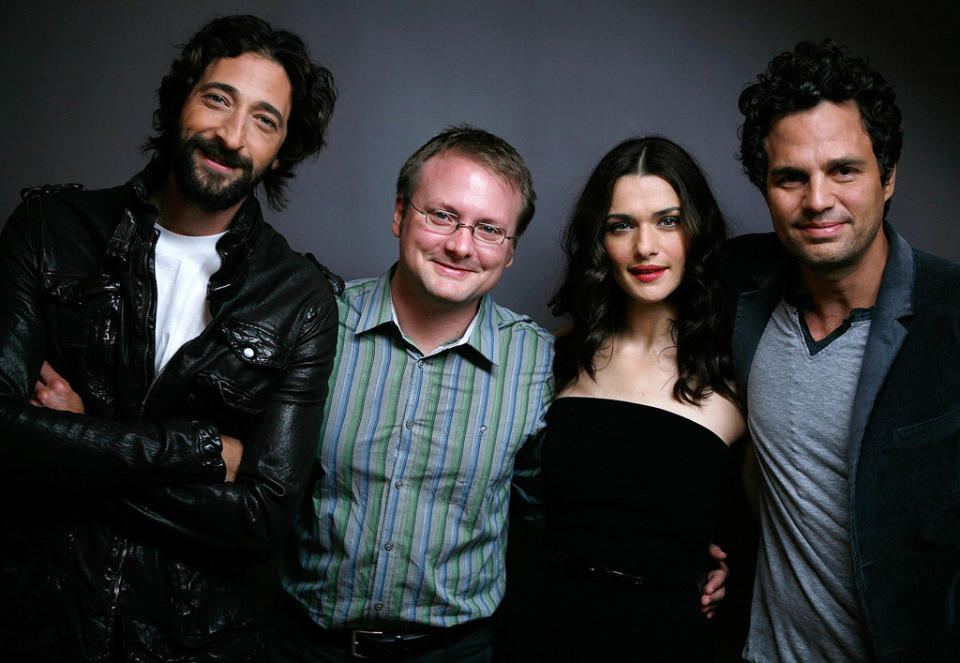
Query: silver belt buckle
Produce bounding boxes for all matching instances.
[349,628,383,659]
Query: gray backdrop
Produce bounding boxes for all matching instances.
[3,0,957,328]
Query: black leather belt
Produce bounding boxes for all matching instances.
[558,554,694,591]
[320,619,488,660]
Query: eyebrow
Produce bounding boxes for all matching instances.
[424,202,513,228]
[197,82,286,128]
[826,157,867,170]
[605,206,680,220]
[653,206,681,217]
[770,157,868,179]
[769,165,806,180]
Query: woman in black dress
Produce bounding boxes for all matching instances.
[537,136,745,660]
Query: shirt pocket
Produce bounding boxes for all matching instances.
[428,423,500,526]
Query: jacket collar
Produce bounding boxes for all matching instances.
[872,222,914,320]
[733,223,914,389]
[356,267,499,364]
[124,160,265,302]
[847,222,914,469]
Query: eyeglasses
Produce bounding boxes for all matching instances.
[409,202,515,247]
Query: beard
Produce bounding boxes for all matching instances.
[172,134,268,211]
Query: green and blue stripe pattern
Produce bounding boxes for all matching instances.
[282,270,554,628]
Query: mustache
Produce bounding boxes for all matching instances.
[184,135,252,171]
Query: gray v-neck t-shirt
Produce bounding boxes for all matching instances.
[743,298,874,663]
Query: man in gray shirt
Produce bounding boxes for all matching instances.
[724,40,960,662]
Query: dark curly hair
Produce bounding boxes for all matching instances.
[550,136,735,405]
[738,39,902,216]
[396,125,536,238]
[143,14,337,210]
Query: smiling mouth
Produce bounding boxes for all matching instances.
[204,157,232,171]
[795,220,847,239]
[198,151,239,174]
[629,266,666,282]
[433,261,476,277]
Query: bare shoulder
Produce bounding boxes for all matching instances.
[696,392,746,446]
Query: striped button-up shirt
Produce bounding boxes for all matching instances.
[282,270,554,628]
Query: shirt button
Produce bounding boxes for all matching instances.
[242,347,255,359]
[395,481,403,489]
[384,541,394,551]
[417,359,424,368]
[479,425,488,433]
[405,419,414,429]
[374,602,384,611]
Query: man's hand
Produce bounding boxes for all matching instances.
[31,361,85,414]
[221,435,244,482]
[699,543,728,619]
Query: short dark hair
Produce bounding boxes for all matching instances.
[550,136,734,404]
[738,39,902,203]
[395,125,536,238]
[143,14,337,210]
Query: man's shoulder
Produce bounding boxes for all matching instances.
[721,233,786,268]
[229,220,342,323]
[911,247,960,314]
[13,182,128,220]
[254,223,342,287]
[913,247,960,281]
[488,299,555,344]
[330,276,388,332]
[336,276,381,312]
[720,232,788,294]
[341,276,381,296]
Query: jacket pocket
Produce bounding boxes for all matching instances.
[891,406,960,527]
[40,271,120,401]
[187,319,288,416]
[167,559,262,658]
[893,405,960,451]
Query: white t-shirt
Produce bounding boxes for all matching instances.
[153,224,226,373]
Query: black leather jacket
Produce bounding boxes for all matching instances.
[0,164,340,661]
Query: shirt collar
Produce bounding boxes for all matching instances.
[356,267,499,364]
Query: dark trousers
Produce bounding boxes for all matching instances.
[264,594,494,663]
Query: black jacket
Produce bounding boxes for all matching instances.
[0,165,340,661]
[724,226,960,662]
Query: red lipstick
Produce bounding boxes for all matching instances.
[629,265,667,282]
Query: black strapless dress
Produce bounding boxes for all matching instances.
[535,397,732,661]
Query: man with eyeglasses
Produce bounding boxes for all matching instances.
[266,125,550,661]
[269,125,730,661]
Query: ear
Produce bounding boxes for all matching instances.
[503,241,515,269]
[392,195,405,239]
[882,165,896,202]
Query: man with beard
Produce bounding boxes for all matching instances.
[725,40,960,662]
[0,15,340,662]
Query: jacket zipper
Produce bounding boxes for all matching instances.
[110,225,162,634]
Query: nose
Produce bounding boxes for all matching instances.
[443,224,476,258]
[634,224,658,257]
[214,110,246,151]
[803,174,834,215]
